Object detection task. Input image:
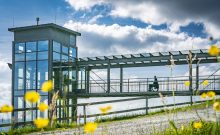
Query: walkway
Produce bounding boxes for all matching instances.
[29,107,216,135]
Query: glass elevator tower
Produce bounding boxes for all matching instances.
[8,23,81,125]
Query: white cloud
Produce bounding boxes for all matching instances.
[65,0,106,10]
[64,21,210,58]
[65,0,220,39]
[0,57,12,106]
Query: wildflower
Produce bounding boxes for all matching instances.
[41,80,53,92]
[202,80,209,86]
[99,105,112,114]
[84,122,97,134]
[200,93,207,99]
[193,121,202,129]
[34,117,49,129]
[25,91,40,103]
[207,91,215,98]
[184,81,190,86]
[213,102,220,112]
[0,104,13,113]
[38,103,48,112]
[208,45,219,56]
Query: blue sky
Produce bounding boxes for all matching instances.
[0,0,220,105]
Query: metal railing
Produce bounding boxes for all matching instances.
[78,75,220,93]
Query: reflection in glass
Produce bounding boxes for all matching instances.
[53,52,60,62]
[70,35,76,46]
[38,41,48,51]
[62,46,68,54]
[26,61,36,90]
[69,48,76,58]
[26,52,36,61]
[14,62,25,89]
[26,42,37,52]
[15,53,25,61]
[37,60,48,89]
[53,41,61,53]
[38,51,48,60]
[15,43,25,53]
[61,54,68,62]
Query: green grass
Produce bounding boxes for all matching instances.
[155,121,220,135]
[94,100,213,123]
[0,99,218,134]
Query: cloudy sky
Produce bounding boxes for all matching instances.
[0,0,220,105]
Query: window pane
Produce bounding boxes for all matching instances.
[38,51,48,60]
[53,68,60,90]
[15,43,25,53]
[26,52,36,61]
[14,62,25,89]
[61,54,68,62]
[69,48,76,58]
[37,60,48,89]
[26,61,36,89]
[53,41,61,53]
[53,52,60,62]
[26,42,37,52]
[15,53,25,61]
[70,35,76,46]
[38,40,48,51]
[62,46,68,54]
[14,97,24,109]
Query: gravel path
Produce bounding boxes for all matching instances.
[29,108,217,135]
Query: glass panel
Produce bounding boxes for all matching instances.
[18,111,25,122]
[38,51,48,60]
[53,41,61,53]
[15,53,25,61]
[37,60,48,89]
[70,35,76,46]
[62,70,69,92]
[15,43,25,53]
[26,110,36,121]
[69,48,76,58]
[14,62,25,90]
[62,46,68,54]
[61,54,68,62]
[26,52,36,61]
[38,40,48,51]
[26,42,37,52]
[26,61,36,90]
[53,52,60,62]
[53,68,60,90]
[14,97,24,109]
[38,96,48,118]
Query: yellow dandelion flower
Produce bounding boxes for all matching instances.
[207,91,216,98]
[99,105,112,114]
[84,122,97,134]
[193,121,202,129]
[0,104,13,113]
[208,45,219,56]
[41,80,53,92]
[200,93,207,99]
[25,91,40,103]
[38,103,48,112]
[184,81,190,86]
[202,80,209,86]
[213,102,220,112]
[34,117,49,129]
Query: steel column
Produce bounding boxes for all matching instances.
[120,66,123,93]
[196,62,199,90]
[86,67,90,93]
[107,60,110,93]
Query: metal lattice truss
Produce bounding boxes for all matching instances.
[77,49,218,69]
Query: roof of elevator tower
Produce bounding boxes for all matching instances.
[8,23,81,36]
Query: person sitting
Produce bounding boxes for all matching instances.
[149,76,159,91]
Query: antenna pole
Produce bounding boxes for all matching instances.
[36,17,40,25]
